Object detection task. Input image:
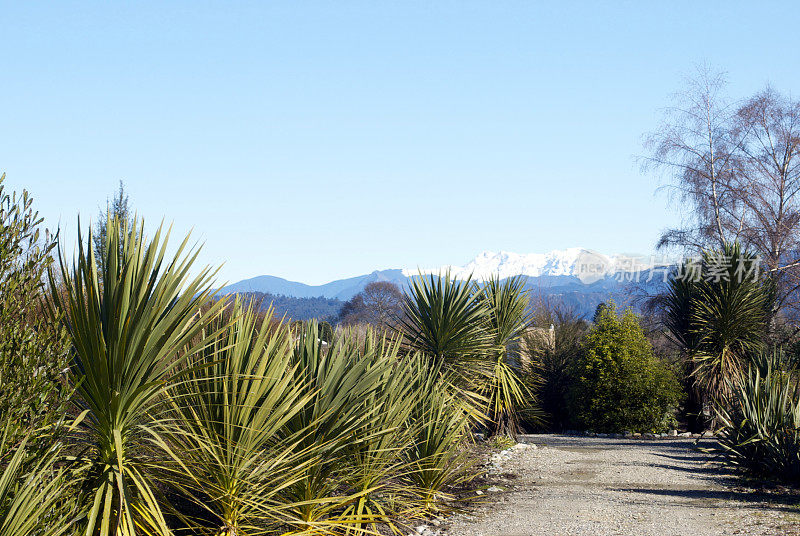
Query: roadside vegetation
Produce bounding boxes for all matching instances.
[0,178,543,535]
[3,67,800,533]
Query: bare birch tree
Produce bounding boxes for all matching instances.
[644,68,800,322]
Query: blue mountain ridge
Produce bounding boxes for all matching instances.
[216,269,409,301]
[216,268,670,318]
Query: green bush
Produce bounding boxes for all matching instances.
[569,304,683,433]
[0,175,70,452]
[0,175,74,534]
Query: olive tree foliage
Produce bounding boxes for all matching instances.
[643,66,800,320]
[0,173,70,452]
[0,174,74,535]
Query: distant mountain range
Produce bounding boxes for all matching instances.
[217,269,408,302]
[216,248,672,320]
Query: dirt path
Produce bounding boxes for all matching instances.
[441,435,800,536]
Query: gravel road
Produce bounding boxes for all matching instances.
[441,435,800,536]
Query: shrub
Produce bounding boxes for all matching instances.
[397,271,492,380]
[663,243,775,407]
[0,435,72,536]
[0,175,73,535]
[279,321,421,533]
[714,350,800,482]
[0,175,70,452]
[569,304,683,433]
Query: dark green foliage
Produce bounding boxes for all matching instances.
[317,320,334,342]
[714,350,800,483]
[237,291,343,321]
[663,262,707,431]
[524,305,588,431]
[570,304,683,433]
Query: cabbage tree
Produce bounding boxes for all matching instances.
[49,216,223,535]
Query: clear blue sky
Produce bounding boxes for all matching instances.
[2,1,799,285]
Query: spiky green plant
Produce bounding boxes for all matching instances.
[479,275,537,438]
[338,331,420,534]
[155,301,316,534]
[481,275,531,352]
[397,271,492,427]
[0,433,73,536]
[397,271,492,381]
[279,321,394,534]
[714,349,800,482]
[691,244,774,404]
[48,216,223,535]
[663,260,707,431]
[403,357,473,514]
[665,243,775,407]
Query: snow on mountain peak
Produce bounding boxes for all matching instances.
[402,248,665,282]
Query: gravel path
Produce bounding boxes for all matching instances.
[441,435,800,536]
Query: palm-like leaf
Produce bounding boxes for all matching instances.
[156,301,315,534]
[663,260,701,355]
[691,244,774,403]
[279,321,394,534]
[481,275,531,351]
[0,435,72,536]
[338,331,419,534]
[397,271,492,384]
[663,259,707,430]
[664,243,775,406]
[479,276,536,437]
[714,349,800,482]
[403,357,473,513]
[48,216,223,535]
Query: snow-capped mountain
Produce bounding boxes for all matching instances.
[216,248,674,319]
[403,248,668,283]
[218,248,671,303]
